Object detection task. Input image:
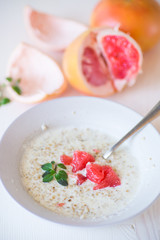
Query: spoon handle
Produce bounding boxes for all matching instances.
[105,101,160,156]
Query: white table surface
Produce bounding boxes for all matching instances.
[0,0,160,239]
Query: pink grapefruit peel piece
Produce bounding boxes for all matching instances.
[24,6,88,52]
[6,43,67,104]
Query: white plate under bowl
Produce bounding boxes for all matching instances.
[0,97,160,227]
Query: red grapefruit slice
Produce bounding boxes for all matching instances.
[86,163,121,190]
[86,163,106,184]
[76,174,87,185]
[71,151,95,173]
[60,155,72,165]
[24,6,87,52]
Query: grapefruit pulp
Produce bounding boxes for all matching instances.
[71,151,95,173]
[60,155,72,165]
[76,174,87,185]
[86,163,121,190]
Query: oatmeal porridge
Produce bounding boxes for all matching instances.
[20,127,140,220]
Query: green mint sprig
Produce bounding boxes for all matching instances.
[41,161,68,186]
[0,97,11,106]
[0,77,22,107]
[6,77,12,82]
[0,82,11,107]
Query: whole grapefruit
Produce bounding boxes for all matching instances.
[90,0,160,52]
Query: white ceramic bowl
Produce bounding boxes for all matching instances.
[0,97,160,227]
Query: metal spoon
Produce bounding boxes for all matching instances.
[103,101,160,160]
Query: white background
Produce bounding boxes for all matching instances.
[0,0,160,239]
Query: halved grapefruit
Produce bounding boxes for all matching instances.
[6,43,67,104]
[63,28,143,96]
[24,6,87,52]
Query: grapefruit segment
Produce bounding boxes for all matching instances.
[63,28,143,96]
[6,43,66,103]
[60,155,72,165]
[82,47,110,86]
[76,174,87,185]
[93,168,121,190]
[97,29,143,91]
[71,151,95,173]
[86,163,106,184]
[24,6,87,52]
[86,163,121,190]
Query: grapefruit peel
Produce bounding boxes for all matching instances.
[6,43,67,104]
[24,6,87,52]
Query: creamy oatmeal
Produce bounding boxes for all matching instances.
[20,127,140,220]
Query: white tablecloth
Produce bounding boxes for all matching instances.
[0,0,160,239]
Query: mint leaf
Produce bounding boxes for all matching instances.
[42,169,55,177]
[55,170,68,186]
[6,77,12,82]
[41,163,53,171]
[51,161,55,164]
[57,163,66,169]
[0,98,11,106]
[12,85,22,95]
[43,174,54,182]
[56,178,68,186]
[50,169,56,175]
[56,170,68,180]
[42,171,50,177]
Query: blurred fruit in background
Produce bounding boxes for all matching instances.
[90,0,160,52]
